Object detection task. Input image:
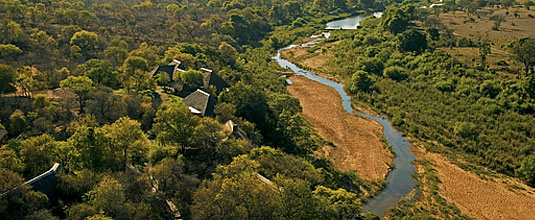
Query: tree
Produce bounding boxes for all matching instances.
[76,59,118,87]
[0,64,16,94]
[219,42,238,65]
[508,37,535,74]
[104,46,128,66]
[478,39,491,67]
[381,8,410,34]
[398,29,428,52]
[122,56,153,91]
[70,30,98,55]
[192,156,282,220]
[500,0,514,11]
[0,44,22,58]
[348,70,373,93]
[313,186,361,219]
[359,0,375,9]
[19,134,59,177]
[214,102,237,123]
[180,69,204,91]
[192,117,224,152]
[60,76,94,113]
[16,67,38,97]
[9,109,26,137]
[383,66,408,81]
[517,154,535,186]
[490,14,506,30]
[101,117,150,171]
[153,101,198,153]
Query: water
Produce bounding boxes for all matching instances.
[325,12,383,29]
[273,12,418,217]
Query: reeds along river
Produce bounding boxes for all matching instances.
[273,12,419,217]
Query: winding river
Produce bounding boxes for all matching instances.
[273,13,418,217]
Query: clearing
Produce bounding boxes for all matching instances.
[287,75,393,181]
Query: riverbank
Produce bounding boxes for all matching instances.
[287,75,393,181]
[283,37,535,220]
[411,144,535,220]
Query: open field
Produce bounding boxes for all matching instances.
[440,7,535,73]
[412,145,535,220]
[287,75,393,180]
[441,7,535,48]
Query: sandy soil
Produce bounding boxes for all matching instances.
[287,75,393,180]
[412,146,535,220]
[281,48,344,83]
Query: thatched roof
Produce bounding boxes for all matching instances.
[203,71,230,93]
[0,128,6,140]
[183,89,217,117]
[151,60,184,82]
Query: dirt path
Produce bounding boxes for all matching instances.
[412,147,535,220]
[287,75,393,180]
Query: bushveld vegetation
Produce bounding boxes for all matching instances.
[318,2,535,189]
[0,0,413,219]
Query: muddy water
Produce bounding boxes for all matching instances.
[273,12,418,217]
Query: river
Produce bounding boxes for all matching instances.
[273,13,418,217]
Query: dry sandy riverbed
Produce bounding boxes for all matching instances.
[412,146,535,220]
[287,75,393,180]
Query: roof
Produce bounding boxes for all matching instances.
[151,65,181,81]
[1,163,60,200]
[183,89,217,117]
[0,128,6,139]
[203,72,230,92]
[223,120,249,141]
[151,60,185,82]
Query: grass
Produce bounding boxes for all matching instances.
[439,7,535,74]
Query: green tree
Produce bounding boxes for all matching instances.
[348,70,373,93]
[508,37,535,74]
[70,30,98,55]
[398,29,428,52]
[101,117,150,171]
[16,67,38,97]
[76,59,118,87]
[219,42,238,65]
[153,101,198,153]
[383,66,408,81]
[9,109,26,137]
[381,8,410,34]
[0,64,17,94]
[104,46,128,66]
[313,186,361,219]
[60,76,94,113]
[19,134,59,177]
[478,39,491,67]
[0,44,22,58]
[180,69,204,91]
[122,56,154,91]
[490,14,506,30]
[517,154,535,186]
[192,156,282,220]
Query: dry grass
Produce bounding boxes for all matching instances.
[280,44,343,82]
[287,75,393,180]
[439,7,535,73]
[412,146,535,220]
[441,7,535,47]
